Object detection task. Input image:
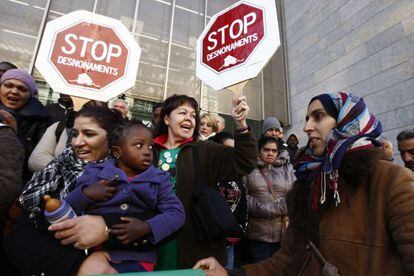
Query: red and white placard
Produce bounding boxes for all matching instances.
[196,0,280,91]
[36,10,141,102]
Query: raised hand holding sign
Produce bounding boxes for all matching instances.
[36,10,140,102]
[196,0,280,95]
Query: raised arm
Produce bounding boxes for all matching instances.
[189,96,257,185]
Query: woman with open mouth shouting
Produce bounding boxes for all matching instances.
[153,94,257,270]
[0,69,52,181]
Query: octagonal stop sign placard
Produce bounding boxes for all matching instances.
[36,10,140,102]
[202,4,264,73]
[196,0,280,91]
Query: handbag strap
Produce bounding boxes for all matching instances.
[307,240,340,275]
[307,240,327,264]
[259,168,277,200]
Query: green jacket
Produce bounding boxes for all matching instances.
[154,131,257,268]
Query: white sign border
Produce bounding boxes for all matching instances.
[196,0,280,91]
[36,10,141,102]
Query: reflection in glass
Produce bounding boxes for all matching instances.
[48,0,95,21]
[95,0,136,31]
[0,0,48,69]
[263,0,288,126]
[129,0,172,101]
[166,1,204,101]
[2,0,289,125]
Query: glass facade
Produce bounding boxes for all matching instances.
[0,0,289,125]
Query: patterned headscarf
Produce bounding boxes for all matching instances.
[295,92,382,209]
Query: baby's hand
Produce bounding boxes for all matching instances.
[110,217,152,244]
[82,176,117,202]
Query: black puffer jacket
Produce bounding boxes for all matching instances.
[0,124,24,217]
[0,98,52,182]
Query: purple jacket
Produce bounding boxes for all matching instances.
[65,159,185,262]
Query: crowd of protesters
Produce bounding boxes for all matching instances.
[0,61,413,275]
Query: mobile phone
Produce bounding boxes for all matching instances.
[0,113,4,123]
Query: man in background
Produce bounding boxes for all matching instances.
[45,93,73,123]
[397,129,414,171]
[286,134,299,163]
[110,98,130,118]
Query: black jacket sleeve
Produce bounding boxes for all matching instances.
[0,126,24,216]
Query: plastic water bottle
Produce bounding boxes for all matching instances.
[43,195,77,224]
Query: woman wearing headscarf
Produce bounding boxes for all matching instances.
[0,69,52,181]
[195,92,414,275]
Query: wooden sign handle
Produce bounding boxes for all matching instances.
[226,80,248,98]
[70,96,91,111]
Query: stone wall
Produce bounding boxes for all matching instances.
[283,0,414,163]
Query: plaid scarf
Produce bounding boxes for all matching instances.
[294,92,382,209]
[20,147,87,214]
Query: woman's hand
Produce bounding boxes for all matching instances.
[48,215,108,249]
[110,217,152,244]
[232,96,249,129]
[193,257,228,276]
[0,110,17,132]
[77,251,117,275]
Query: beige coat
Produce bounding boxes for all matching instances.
[28,122,68,172]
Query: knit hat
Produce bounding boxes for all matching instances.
[0,69,38,97]
[262,117,282,134]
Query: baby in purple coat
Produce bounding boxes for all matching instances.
[65,120,184,273]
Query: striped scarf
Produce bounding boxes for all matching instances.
[295,92,382,209]
[20,147,108,215]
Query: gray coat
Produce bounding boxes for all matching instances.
[246,150,296,243]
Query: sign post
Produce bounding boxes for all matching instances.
[226,80,248,98]
[36,10,141,102]
[196,0,280,93]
